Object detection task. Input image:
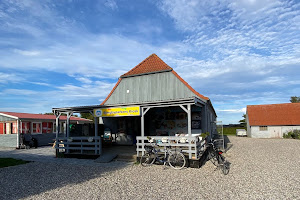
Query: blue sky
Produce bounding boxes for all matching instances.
[0,0,299,124]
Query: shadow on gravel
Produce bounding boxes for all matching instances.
[223,135,233,153]
[0,149,131,200]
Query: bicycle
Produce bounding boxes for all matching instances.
[140,140,186,170]
[205,139,230,175]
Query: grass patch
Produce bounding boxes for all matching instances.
[223,127,246,135]
[0,158,30,168]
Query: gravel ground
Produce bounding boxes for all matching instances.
[1,136,300,200]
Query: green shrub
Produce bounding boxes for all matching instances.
[283,129,300,139]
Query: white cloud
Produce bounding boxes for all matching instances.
[14,49,40,56]
[104,0,118,10]
[217,108,246,113]
[75,77,93,84]
[0,72,24,83]
[0,33,187,79]
[29,82,51,87]
[3,89,37,96]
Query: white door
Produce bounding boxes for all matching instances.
[268,127,282,138]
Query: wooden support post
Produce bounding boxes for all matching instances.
[187,104,192,159]
[94,116,101,155]
[66,112,71,138]
[55,113,61,156]
[66,112,72,154]
[187,104,191,137]
[20,121,22,134]
[16,119,20,148]
[201,104,207,134]
[141,108,145,156]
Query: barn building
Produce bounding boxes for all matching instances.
[53,54,217,161]
[246,103,300,138]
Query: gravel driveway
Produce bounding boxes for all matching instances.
[1,136,300,200]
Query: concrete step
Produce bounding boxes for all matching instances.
[94,153,117,163]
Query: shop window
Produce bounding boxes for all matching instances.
[42,122,47,133]
[33,123,42,134]
[12,122,17,134]
[6,123,11,134]
[42,122,53,133]
[259,126,268,131]
[48,122,53,133]
[22,122,31,134]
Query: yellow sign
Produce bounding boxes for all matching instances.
[94,106,140,117]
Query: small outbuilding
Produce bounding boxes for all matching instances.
[246,103,300,138]
[0,111,92,147]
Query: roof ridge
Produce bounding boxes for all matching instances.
[247,102,299,107]
[120,54,154,77]
[0,111,38,115]
[120,53,173,78]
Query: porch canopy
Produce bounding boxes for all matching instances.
[52,96,207,157]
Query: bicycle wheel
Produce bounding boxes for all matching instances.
[208,151,218,166]
[168,152,186,169]
[221,162,230,175]
[218,155,230,175]
[140,153,156,167]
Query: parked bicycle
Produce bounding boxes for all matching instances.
[140,139,186,170]
[205,139,230,175]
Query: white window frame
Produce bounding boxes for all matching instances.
[259,126,268,131]
[32,122,42,134]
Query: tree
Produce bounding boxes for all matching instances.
[239,114,246,128]
[81,113,94,121]
[290,96,300,103]
[43,112,54,115]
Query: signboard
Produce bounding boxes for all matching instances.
[94,106,140,117]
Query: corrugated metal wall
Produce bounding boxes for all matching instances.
[105,72,196,105]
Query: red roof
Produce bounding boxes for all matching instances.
[121,54,172,77]
[0,111,91,121]
[247,103,300,126]
[101,54,209,104]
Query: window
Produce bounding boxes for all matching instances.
[259,126,268,131]
[22,122,31,134]
[32,123,42,134]
[42,122,53,133]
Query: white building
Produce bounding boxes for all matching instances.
[246,103,300,138]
